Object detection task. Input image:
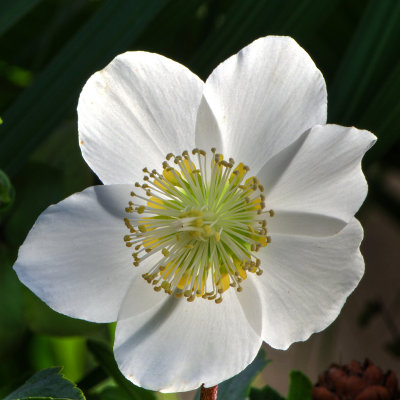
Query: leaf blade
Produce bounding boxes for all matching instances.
[4,367,85,400]
[287,370,312,400]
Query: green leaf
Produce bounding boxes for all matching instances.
[0,168,15,212]
[4,367,85,400]
[87,340,157,400]
[194,348,269,400]
[76,367,108,393]
[0,246,25,357]
[11,398,78,400]
[0,0,44,37]
[250,385,285,400]
[287,370,312,400]
[0,0,168,176]
[95,386,134,400]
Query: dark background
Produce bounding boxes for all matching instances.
[0,0,399,398]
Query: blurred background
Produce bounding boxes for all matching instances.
[0,0,399,399]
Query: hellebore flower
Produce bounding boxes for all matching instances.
[14,36,376,392]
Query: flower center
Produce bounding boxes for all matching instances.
[124,148,273,304]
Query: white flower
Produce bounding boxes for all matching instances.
[14,36,376,393]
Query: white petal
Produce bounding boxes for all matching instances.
[256,218,364,350]
[78,52,204,184]
[118,265,166,320]
[199,36,327,171]
[260,125,376,236]
[14,185,138,323]
[194,96,223,152]
[114,289,262,392]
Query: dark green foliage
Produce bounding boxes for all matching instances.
[0,169,15,212]
[250,385,285,400]
[0,0,169,175]
[0,0,44,37]
[4,367,85,400]
[287,371,312,400]
[0,0,399,398]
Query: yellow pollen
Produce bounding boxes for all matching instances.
[123,148,273,304]
[162,248,169,257]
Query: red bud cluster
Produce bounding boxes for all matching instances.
[312,359,399,399]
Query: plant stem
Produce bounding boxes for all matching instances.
[200,384,218,400]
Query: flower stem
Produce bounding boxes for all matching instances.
[200,384,218,400]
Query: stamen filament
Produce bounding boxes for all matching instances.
[123,148,273,303]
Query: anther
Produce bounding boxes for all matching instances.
[124,147,272,303]
[138,225,147,233]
